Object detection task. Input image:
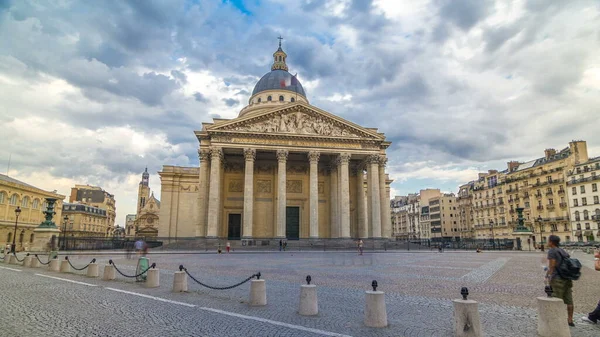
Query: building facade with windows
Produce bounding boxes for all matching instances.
[0,174,65,251]
[69,184,116,229]
[567,156,600,242]
[61,203,108,238]
[503,141,588,244]
[457,182,475,238]
[472,170,508,240]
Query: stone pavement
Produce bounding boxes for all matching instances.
[1,250,599,337]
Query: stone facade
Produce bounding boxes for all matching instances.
[61,203,109,237]
[158,44,392,241]
[69,184,116,229]
[0,173,65,251]
[566,157,600,241]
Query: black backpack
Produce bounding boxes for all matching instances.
[556,249,582,281]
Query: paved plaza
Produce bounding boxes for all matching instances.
[1,250,600,336]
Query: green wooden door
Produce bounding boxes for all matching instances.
[286,207,300,240]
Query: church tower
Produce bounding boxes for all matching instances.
[137,167,150,215]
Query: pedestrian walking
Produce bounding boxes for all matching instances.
[226,241,231,253]
[546,235,581,327]
[283,240,287,251]
[279,239,282,252]
[358,239,363,255]
[582,247,600,324]
[134,238,144,257]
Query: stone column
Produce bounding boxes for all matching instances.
[369,155,382,238]
[355,164,367,239]
[329,161,339,238]
[243,148,256,239]
[276,150,288,238]
[379,157,391,238]
[308,151,320,239]
[339,153,351,238]
[197,148,211,237]
[206,147,223,238]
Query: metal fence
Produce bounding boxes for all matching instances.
[58,237,163,251]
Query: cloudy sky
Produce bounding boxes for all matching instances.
[1,0,599,225]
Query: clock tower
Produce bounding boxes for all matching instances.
[137,167,151,215]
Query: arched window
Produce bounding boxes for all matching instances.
[7,232,12,243]
[19,231,24,243]
[9,194,18,205]
[32,199,39,209]
[267,96,272,101]
[291,97,295,102]
[0,192,5,204]
[21,196,29,208]
[258,97,261,103]
[83,224,86,231]
[278,56,282,61]
[279,95,284,102]
[575,211,580,221]
[29,233,34,244]
[584,210,589,220]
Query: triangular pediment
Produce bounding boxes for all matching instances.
[207,103,383,140]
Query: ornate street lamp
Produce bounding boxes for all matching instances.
[537,215,544,252]
[62,215,68,250]
[11,206,22,253]
[489,220,495,250]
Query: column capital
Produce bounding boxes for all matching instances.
[198,148,211,162]
[367,154,380,164]
[276,149,289,162]
[338,153,351,164]
[378,156,388,167]
[244,148,256,161]
[307,151,320,163]
[210,147,223,162]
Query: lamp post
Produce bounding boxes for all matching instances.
[489,220,495,250]
[62,215,68,250]
[11,206,22,253]
[537,215,544,252]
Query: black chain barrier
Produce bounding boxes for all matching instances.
[109,259,156,278]
[35,254,52,265]
[65,256,96,271]
[12,253,25,263]
[180,265,261,290]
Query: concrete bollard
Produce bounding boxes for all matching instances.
[299,275,318,316]
[249,275,267,306]
[8,255,17,265]
[60,259,71,273]
[172,269,188,292]
[146,268,159,288]
[453,288,483,337]
[23,255,33,268]
[87,263,99,278]
[538,286,571,337]
[31,256,41,268]
[102,264,116,281]
[364,280,387,328]
[49,258,60,272]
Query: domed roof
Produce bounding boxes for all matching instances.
[251,70,306,97]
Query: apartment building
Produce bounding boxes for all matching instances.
[457,182,475,238]
[69,185,116,229]
[503,141,588,244]
[62,202,109,238]
[567,156,600,242]
[472,170,508,240]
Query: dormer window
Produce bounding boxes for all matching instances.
[258,98,261,103]
[291,97,295,102]
[279,95,284,102]
[267,96,272,101]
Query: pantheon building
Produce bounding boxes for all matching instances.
[158,43,393,243]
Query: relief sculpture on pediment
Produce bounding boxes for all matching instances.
[229,110,362,138]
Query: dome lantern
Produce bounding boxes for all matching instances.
[271,35,288,71]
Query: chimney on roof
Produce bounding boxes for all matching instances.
[507,161,520,172]
[544,148,556,160]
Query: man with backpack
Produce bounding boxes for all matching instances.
[545,235,581,327]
